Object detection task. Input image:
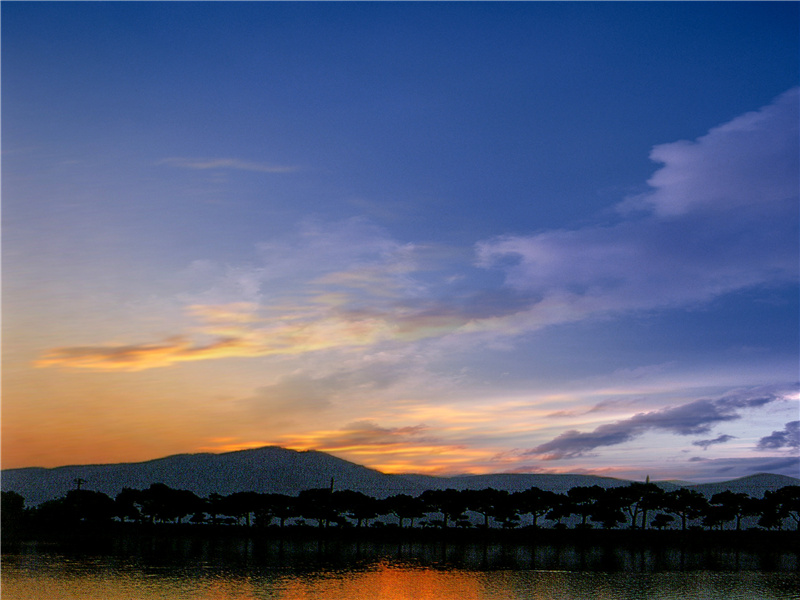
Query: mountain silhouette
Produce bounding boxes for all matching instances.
[3,446,797,505]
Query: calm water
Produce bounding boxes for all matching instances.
[3,538,799,600]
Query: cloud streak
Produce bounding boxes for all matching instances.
[692,434,736,450]
[35,335,251,372]
[160,157,298,173]
[526,387,788,460]
[34,301,475,371]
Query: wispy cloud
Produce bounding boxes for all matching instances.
[526,387,789,460]
[34,219,483,371]
[692,434,736,450]
[34,301,474,371]
[35,90,800,373]
[160,157,299,173]
[35,335,252,372]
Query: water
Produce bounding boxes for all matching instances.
[3,538,799,600]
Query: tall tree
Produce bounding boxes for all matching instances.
[663,489,708,531]
[708,491,754,531]
[420,489,468,529]
[385,494,426,529]
[566,485,605,528]
[462,488,509,530]
[513,487,559,529]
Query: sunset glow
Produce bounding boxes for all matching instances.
[3,2,798,482]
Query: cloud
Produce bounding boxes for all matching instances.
[33,300,474,371]
[692,434,736,450]
[621,88,799,217]
[34,219,485,371]
[34,335,253,372]
[526,387,788,460]
[159,157,298,173]
[475,88,799,333]
[34,90,800,372]
[757,420,800,450]
[283,420,431,450]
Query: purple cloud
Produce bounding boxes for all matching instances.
[757,420,800,450]
[692,434,737,450]
[527,388,786,460]
[476,89,799,331]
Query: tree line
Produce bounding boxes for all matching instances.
[2,482,799,536]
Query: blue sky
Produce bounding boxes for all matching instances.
[3,2,798,481]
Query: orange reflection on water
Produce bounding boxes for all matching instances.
[274,563,485,600]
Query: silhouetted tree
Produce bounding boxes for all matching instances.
[385,494,426,529]
[612,483,664,529]
[761,486,800,530]
[139,484,201,524]
[545,493,570,529]
[206,493,225,525]
[260,493,296,529]
[297,488,337,528]
[590,494,627,529]
[663,489,707,531]
[115,488,143,523]
[566,485,605,528]
[650,513,675,530]
[65,489,116,524]
[333,490,380,528]
[1,491,27,534]
[708,491,754,531]
[514,487,558,529]
[223,491,261,526]
[463,488,509,529]
[420,489,468,529]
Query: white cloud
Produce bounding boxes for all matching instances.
[623,88,799,217]
[476,88,799,331]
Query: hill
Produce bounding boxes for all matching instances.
[2,446,797,506]
[688,473,800,498]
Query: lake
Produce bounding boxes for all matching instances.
[3,537,799,600]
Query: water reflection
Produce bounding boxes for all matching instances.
[2,539,799,600]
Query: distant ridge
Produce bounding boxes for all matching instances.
[2,446,797,506]
[687,472,800,498]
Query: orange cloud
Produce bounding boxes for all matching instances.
[34,299,475,371]
[34,336,252,372]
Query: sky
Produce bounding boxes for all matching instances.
[3,2,799,482]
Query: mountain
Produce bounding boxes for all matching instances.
[2,446,797,506]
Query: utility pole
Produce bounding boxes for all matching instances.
[73,477,87,491]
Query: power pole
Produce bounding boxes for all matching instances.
[73,477,87,490]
